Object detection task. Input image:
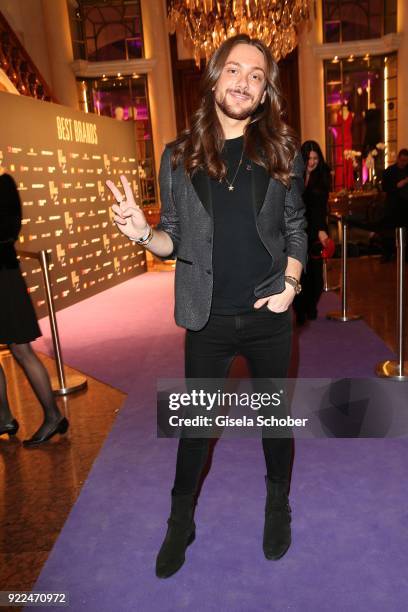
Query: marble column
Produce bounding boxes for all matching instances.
[397,0,408,149]
[297,2,325,150]
[140,0,177,175]
[41,0,79,109]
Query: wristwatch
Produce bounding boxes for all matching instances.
[284,275,302,295]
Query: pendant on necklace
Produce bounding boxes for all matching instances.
[228,185,234,191]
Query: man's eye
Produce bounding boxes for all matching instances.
[227,68,237,73]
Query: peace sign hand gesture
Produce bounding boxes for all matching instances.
[106,174,148,241]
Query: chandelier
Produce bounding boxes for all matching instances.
[168,0,311,67]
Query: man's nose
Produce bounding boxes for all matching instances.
[236,72,250,90]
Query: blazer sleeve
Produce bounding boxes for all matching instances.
[155,146,180,259]
[283,152,308,269]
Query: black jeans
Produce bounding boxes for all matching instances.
[172,307,294,495]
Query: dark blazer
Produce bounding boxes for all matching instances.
[0,173,21,270]
[157,146,307,331]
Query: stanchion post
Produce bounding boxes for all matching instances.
[397,227,406,370]
[376,227,408,380]
[322,257,340,292]
[341,221,348,318]
[38,250,66,389]
[323,257,329,291]
[326,218,361,322]
[38,250,87,395]
[324,213,340,292]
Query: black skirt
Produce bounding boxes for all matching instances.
[0,266,42,344]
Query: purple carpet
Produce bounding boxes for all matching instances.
[31,274,408,611]
[34,272,184,393]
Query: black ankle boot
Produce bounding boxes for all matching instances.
[155,491,196,579]
[263,477,291,560]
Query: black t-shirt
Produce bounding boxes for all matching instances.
[210,135,272,314]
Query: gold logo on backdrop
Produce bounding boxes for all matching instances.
[64,211,73,232]
[97,180,106,200]
[103,234,111,253]
[56,116,98,145]
[57,150,67,171]
[56,244,66,265]
[71,270,80,290]
[49,181,58,201]
[103,154,111,171]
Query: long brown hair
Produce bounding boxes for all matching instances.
[171,34,299,187]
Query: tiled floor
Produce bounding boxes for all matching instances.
[326,255,408,354]
[0,351,125,601]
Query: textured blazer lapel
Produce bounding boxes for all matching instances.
[251,162,272,216]
[190,168,213,217]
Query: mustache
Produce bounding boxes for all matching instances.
[227,88,252,99]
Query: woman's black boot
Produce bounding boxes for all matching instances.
[263,477,291,560]
[155,491,196,579]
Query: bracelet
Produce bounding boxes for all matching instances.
[284,275,302,295]
[130,225,153,246]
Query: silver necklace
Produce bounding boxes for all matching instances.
[221,149,244,191]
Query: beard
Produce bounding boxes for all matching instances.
[214,89,261,120]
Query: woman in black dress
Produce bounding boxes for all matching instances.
[293,141,331,325]
[0,172,69,446]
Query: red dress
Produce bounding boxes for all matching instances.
[334,111,354,191]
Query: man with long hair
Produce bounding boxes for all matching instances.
[107,34,307,578]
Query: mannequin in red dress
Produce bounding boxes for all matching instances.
[334,104,354,190]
